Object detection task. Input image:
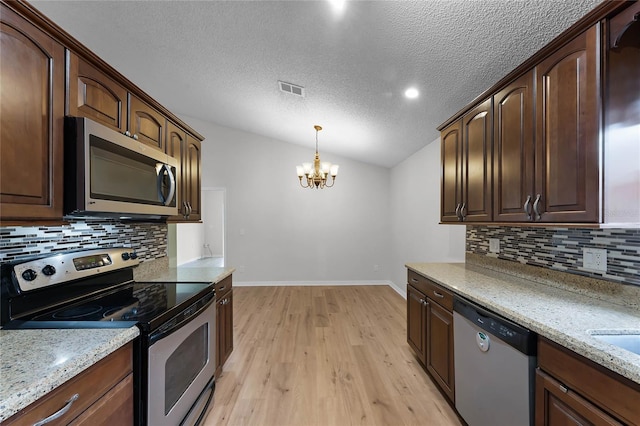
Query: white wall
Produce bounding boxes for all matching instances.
[181,116,392,284]
[389,137,466,296]
[172,222,205,266]
[202,189,225,257]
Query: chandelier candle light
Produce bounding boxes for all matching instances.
[296,125,339,189]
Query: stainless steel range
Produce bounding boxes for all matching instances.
[0,248,216,426]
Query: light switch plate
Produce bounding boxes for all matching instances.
[583,248,607,272]
[489,238,500,253]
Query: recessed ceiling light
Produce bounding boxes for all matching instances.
[404,88,419,99]
[328,0,346,13]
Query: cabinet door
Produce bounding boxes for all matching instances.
[223,290,234,363]
[216,290,234,378]
[67,53,127,134]
[493,71,535,222]
[407,284,427,364]
[535,370,622,426]
[461,98,493,222]
[0,5,64,221]
[535,25,600,222]
[166,122,187,220]
[184,135,202,221]
[426,300,454,402]
[440,120,463,222]
[129,95,165,151]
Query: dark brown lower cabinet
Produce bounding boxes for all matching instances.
[407,283,427,364]
[536,337,640,426]
[215,276,233,378]
[406,270,455,403]
[4,342,133,425]
[425,300,454,402]
[535,369,621,426]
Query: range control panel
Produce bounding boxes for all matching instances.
[12,248,140,292]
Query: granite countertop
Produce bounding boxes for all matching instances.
[139,259,235,284]
[0,327,139,422]
[405,262,640,385]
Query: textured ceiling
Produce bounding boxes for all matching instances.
[31,0,601,168]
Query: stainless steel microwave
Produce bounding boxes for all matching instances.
[64,117,178,219]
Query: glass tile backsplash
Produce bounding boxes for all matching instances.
[0,219,167,263]
[466,226,640,286]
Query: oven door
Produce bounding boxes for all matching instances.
[147,299,216,426]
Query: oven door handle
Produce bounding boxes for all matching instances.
[149,293,215,344]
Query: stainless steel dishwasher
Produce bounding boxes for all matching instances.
[453,297,537,426]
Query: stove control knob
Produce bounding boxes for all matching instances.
[130,252,138,259]
[122,252,130,260]
[42,265,56,276]
[22,269,37,281]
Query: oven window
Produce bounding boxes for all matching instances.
[165,323,208,414]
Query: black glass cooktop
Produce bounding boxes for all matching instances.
[14,282,213,331]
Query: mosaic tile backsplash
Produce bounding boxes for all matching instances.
[466,226,640,286]
[0,219,167,263]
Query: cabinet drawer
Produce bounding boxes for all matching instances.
[4,342,133,425]
[407,270,453,311]
[215,275,232,300]
[538,337,640,425]
[425,280,453,311]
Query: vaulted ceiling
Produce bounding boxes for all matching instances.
[31,0,601,167]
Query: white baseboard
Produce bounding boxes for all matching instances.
[233,280,407,299]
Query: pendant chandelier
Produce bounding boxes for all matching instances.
[296,125,339,189]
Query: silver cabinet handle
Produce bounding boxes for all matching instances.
[124,130,131,137]
[523,195,532,220]
[460,203,467,220]
[33,393,79,426]
[419,298,425,304]
[423,300,429,306]
[455,203,461,220]
[533,194,542,221]
[411,277,418,283]
[187,202,192,217]
[183,201,189,218]
[132,133,139,140]
[433,291,444,298]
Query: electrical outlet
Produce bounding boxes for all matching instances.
[583,248,607,272]
[373,264,379,272]
[239,265,246,273]
[489,238,500,253]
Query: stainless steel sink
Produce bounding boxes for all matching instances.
[591,332,640,355]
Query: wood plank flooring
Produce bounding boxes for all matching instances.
[203,286,461,426]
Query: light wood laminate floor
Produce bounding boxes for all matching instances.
[204,286,461,426]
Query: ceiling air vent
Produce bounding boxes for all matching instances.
[278,81,305,97]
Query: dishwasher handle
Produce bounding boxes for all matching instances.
[453,296,536,355]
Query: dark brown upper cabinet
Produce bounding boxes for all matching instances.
[493,71,535,222]
[67,52,127,134]
[440,99,492,223]
[0,4,65,222]
[129,94,166,152]
[166,122,201,222]
[534,24,600,223]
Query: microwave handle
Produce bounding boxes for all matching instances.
[157,163,176,206]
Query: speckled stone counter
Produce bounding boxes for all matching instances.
[138,259,234,284]
[0,327,139,422]
[405,262,640,385]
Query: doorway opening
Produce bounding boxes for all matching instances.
[202,188,225,267]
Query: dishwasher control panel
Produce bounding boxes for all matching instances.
[454,297,537,355]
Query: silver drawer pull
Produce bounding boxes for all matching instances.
[219,286,225,291]
[433,291,444,298]
[33,393,79,426]
[411,278,418,282]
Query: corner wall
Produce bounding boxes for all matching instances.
[389,137,466,296]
